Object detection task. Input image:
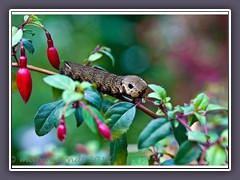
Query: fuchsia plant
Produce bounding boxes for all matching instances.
[12,15,229,166]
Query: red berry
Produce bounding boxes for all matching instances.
[57,119,67,142]
[96,120,113,141]
[17,67,32,104]
[47,40,60,70]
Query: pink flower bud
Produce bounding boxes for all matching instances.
[17,65,32,104]
[96,120,113,141]
[57,118,67,142]
[47,39,60,70]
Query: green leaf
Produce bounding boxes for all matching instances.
[188,114,199,126]
[148,84,167,99]
[147,92,161,100]
[82,106,104,134]
[12,26,18,35]
[43,74,75,91]
[88,53,103,61]
[24,15,29,22]
[161,159,175,165]
[12,28,23,47]
[174,140,201,165]
[104,102,136,139]
[208,132,219,143]
[75,107,84,127]
[25,15,43,26]
[12,71,17,93]
[206,103,228,112]
[206,145,227,165]
[101,100,115,114]
[220,129,228,147]
[22,38,35,54]
[34,100,64,136]
[193,93,209,111]
[138,118,171,149]
[130,156,149,166]
[84,88,102,110]
[99,49,115,66]
[187,131,208,144]
[110,135,128,165]
[62,90,83,103]
[172,121,188,145]
[80,81,93,90]
[194,112,206,125]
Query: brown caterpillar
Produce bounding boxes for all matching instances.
[60,61,148,98]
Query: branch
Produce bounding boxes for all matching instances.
[11,63,160,119]
[12,62,57,75]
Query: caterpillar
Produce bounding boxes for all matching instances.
[60,61,148,98]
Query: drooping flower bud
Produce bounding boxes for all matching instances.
[57,118,67,142]
[17,55,32,104]
[96,120,113,141]
[46,31,60,70]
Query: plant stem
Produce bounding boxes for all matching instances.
[12,62,57,75]
[120,96,161,119]
[79,102,99,121]
[152,146,160,165]
[199,146,207,165]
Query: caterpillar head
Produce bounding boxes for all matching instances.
[121,75,147,98]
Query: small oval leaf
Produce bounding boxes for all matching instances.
[187,131,208,144]
[34,100,64,136]
[104,102,136,140]
[174,140,201,165]
[12,28,23,47]
[75,107,84,127]
[206,145,227,165]
[138,118,171,149]
[43,74,75,91]
[88,53,103,61]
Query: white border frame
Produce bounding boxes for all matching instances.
[9,9,231,171]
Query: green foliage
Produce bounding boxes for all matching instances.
[82,105,104,134]
[12,15,228,167]
[138,118,171,149]
[206,103,228,112]
[44,74,75,91]
[74,107,84,127]
[206,145,227,165]
[12,27,23,47]
[174,140,201,165]
[193,93,209,111]
[84,88,102,110]
[187,131,209,144]
[105,102,136,140]
[34,100,64,136]
[131,156,149,165]
[172,122,188,145]
[22,38,35,54]
[110,135,128,165]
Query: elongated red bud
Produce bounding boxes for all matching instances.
[47,39,60,70]
[57,118,67,142]
[17,67,32,103]
[96,120,113,141]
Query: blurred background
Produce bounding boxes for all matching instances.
[11,14,229,165]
